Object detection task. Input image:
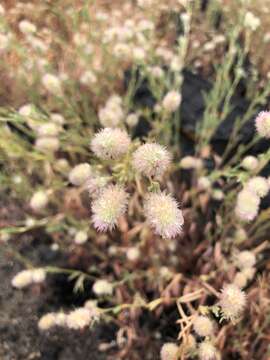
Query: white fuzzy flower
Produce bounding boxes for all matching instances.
[198,341,217,360]
[132,143,171,178]
[255,111,270,138]
[246,176,269,198]
[144,192,184,239]
[235,189,260,221]
[193,316,214,337]
[38,313,57,331]
[244,11,261,31]
[92,185,129,231]
[160,342,178,360]
[66,308,92,329]
[219,284,246,321]
[91,128,131,160]
[235,251,256,270]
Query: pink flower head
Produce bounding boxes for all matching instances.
[144,192,184,239]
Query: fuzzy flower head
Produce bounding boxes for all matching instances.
[193,315,214,337]
[144,192,184,239]
[198,341,217,360]
[160,342,179,360]
[38,313,57,331]
[162,90,181,113]
[86,173,110,198]
[235,189,260,222]
[91,185,129,232]
[246,176,269,198]
[219,284,246,321]
[255,111,270,138]
[235,251,256,270]
[132,143,171,179]
[91,128,131,160]
[66,308,92,330]
[68,163,92,186]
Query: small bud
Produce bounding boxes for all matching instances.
[180,156,203,170]
[241,156,259,171]
[160,342,178,360]
[38,313,57,331]
[35,137,60,152]
[74,230,88,245]
[19,20,36,34]
[193,315,214,337]
[92,279,113,296]
[68,163,92,186]
[30,190,49,211]
[162,91,181,113]
[12,268,46,289]
[37,123,60,137]
[126,247,140,261]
